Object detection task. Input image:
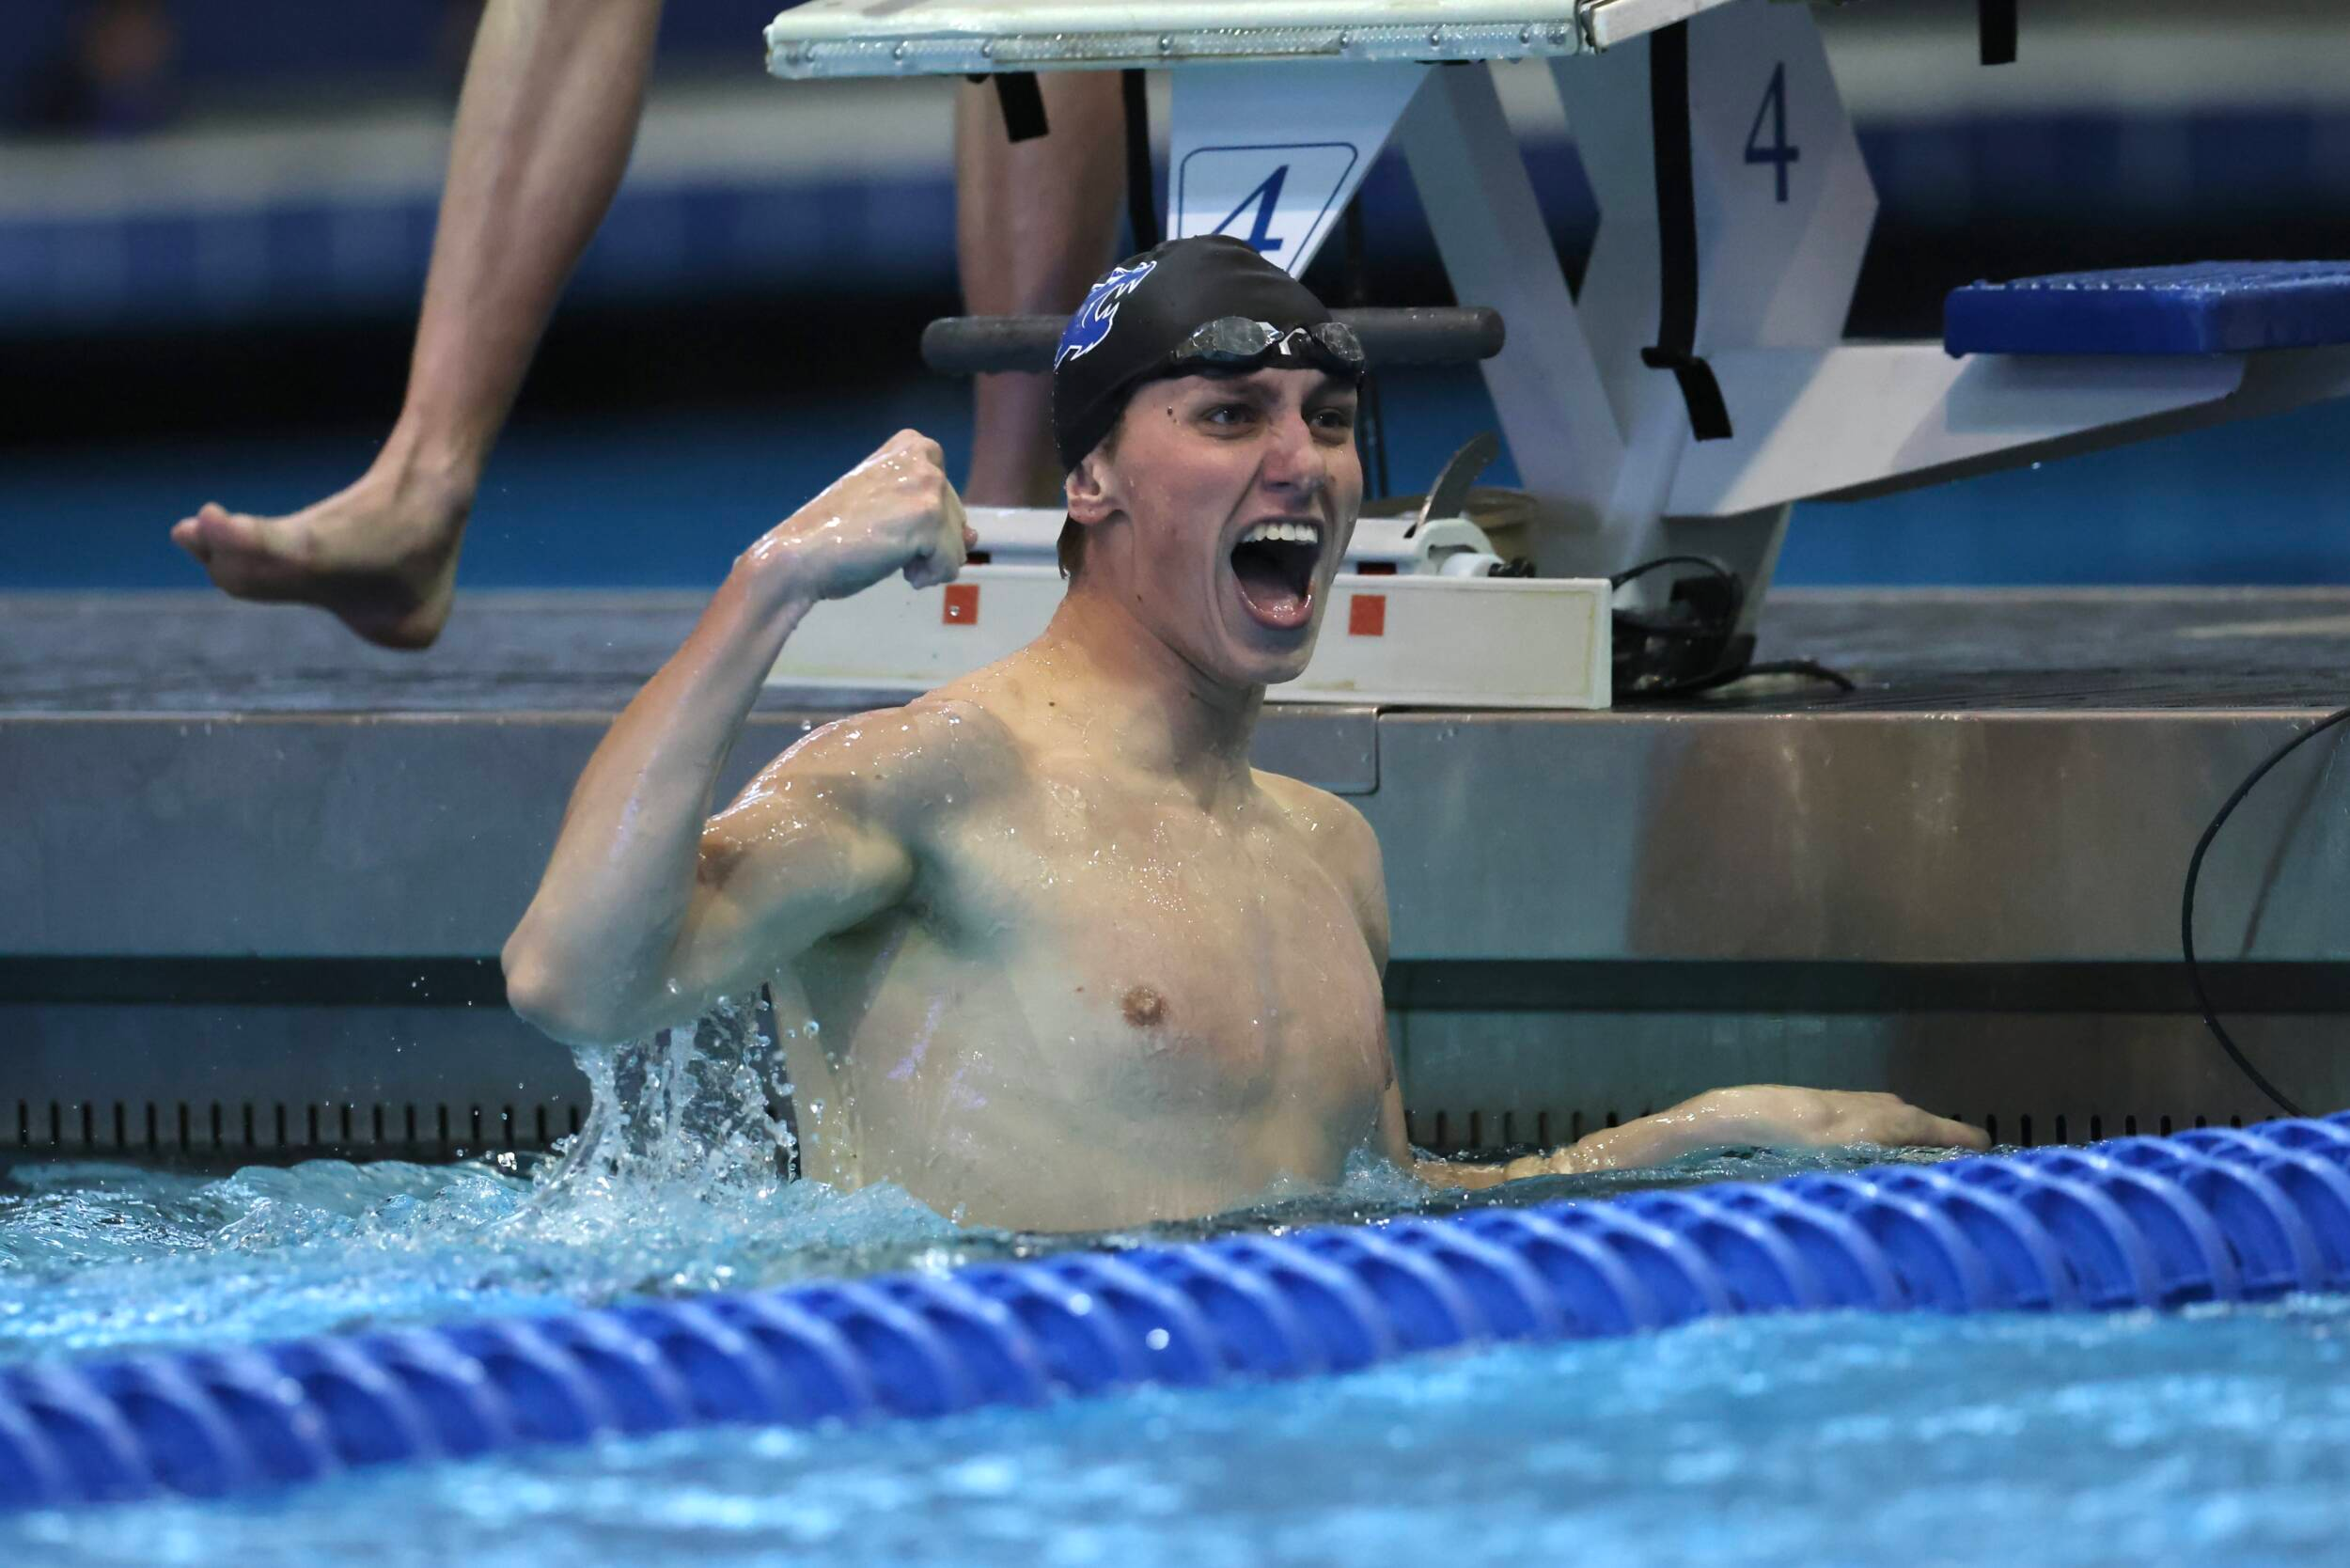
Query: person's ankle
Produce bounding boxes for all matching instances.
[365,440,478,533]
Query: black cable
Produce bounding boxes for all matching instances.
[2181,704,2350,1119]
[1610,555,1741,697]
[1609,555,1851,699]
[1609,554,1734,593]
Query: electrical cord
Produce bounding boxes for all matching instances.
[1612,558,2335,1115]
[1608,556,1747,698]
[2180,703,2350,1119]
[1609,555,1734,594]
[1609,556,1853,698]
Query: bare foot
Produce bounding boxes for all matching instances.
[171,469,471,651]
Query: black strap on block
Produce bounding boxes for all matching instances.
[1980,0,2018,65]
[992,71,1048,142]
[1638,23,1732,443]
[1121,70,1159,252]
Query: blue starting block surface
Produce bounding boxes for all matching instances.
[1946,261,2350,357]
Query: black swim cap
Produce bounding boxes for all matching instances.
[1051,235,1341,472]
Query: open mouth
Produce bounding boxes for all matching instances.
[1229,520,1323,632]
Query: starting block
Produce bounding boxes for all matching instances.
[1946,261,2350,358]
[764,0,2350,705]
[763,0,1731,76]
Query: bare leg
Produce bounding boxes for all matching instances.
[172,0,664,650]
[955,74,1126,508]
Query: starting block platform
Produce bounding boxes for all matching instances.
[764,0,1729,76]
[763,0,2350,710]
[1947,261,2350,358]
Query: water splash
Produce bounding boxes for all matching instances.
[0,998,956,1361]
[518,996,799,1231]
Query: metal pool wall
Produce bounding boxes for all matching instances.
[7,591,2350,1162]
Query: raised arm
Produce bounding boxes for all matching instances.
[502,431,972,1043]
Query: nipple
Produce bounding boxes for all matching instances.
[1120,985,1167,1028]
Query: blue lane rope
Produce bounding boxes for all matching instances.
[8,1114,2350,1511]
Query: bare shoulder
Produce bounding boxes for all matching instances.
[715,695,1021,839]
[1256,770,1381,866]
[1255,772,1389,952]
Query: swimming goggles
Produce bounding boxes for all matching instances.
[1166,317,1366,378]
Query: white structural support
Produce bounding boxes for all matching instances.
[1668,348,2246,516]
[1400,63,1623,536]
[766,0,2350,699]
[1553,6,2350,561]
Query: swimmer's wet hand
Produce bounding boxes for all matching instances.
[737,430,979,605]
[1496,1086,1989,1181]
[1700,1086,1991,1153]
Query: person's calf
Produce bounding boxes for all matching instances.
[955,73,1126,509]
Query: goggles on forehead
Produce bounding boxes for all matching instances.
[1166,317,1366,378]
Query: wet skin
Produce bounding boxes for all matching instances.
[506,372,1985,1232]
[765,693,1396,1230]
[716,368,1397,1228]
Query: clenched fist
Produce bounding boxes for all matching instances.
[738,430,979,608]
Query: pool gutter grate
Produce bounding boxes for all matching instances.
[2,1097,589,1164]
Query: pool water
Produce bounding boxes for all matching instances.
[4,1021,2347,1565]
[4,1144,2346,1568]
[0,1011,1947,1362]
[8,1294,2348,1568]
[0,1131,1884,1362]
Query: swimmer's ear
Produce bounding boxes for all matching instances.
[1064,451,1118,525]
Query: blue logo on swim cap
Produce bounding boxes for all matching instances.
[1056,259,1157,368]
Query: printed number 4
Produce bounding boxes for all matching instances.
[1745,63,1799,203]
[1214,165,1290,256]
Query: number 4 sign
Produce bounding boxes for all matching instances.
[1175,144,1356,262]
[1166,63,1430,278]
[1745,63,1800,203]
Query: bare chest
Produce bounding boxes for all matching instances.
[920,790,1389,1114]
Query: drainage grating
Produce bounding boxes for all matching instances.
[5,1097,589,1162]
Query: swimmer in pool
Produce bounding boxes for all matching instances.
[503,236,1987,1231]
